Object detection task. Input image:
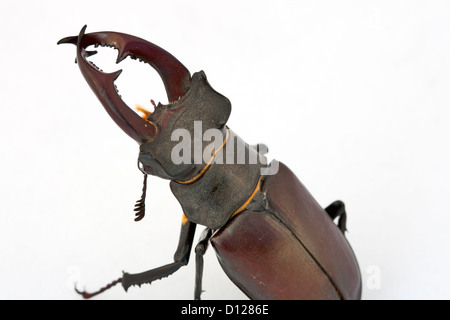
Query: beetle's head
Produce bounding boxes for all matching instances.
[58,26,231,181]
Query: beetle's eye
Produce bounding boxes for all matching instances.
[137,160,146,174]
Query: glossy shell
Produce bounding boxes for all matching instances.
[211,162,361,300]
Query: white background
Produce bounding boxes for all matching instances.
[1,0,449,300]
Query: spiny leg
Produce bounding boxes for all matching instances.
[194,228,213,300]
[123,218,197,291]
[325,200,347,234]
[75,218,197,298]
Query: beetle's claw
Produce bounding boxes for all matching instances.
[58,25,192,144]
[74,277,123,299]
[58,25,191,103]
[74,285,93,299]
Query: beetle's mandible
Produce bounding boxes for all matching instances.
[58,25,361,300]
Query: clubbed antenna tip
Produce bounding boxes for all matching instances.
[134,173,148,222]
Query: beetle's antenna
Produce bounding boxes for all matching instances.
[75,277,122,299]
[134,165,148,222]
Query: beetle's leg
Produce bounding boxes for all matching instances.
[75,218,197,298]
[121,219,197,291]
[194,228,213,300]
[325,200,347,234]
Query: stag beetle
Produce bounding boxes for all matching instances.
[58,25,361,300]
